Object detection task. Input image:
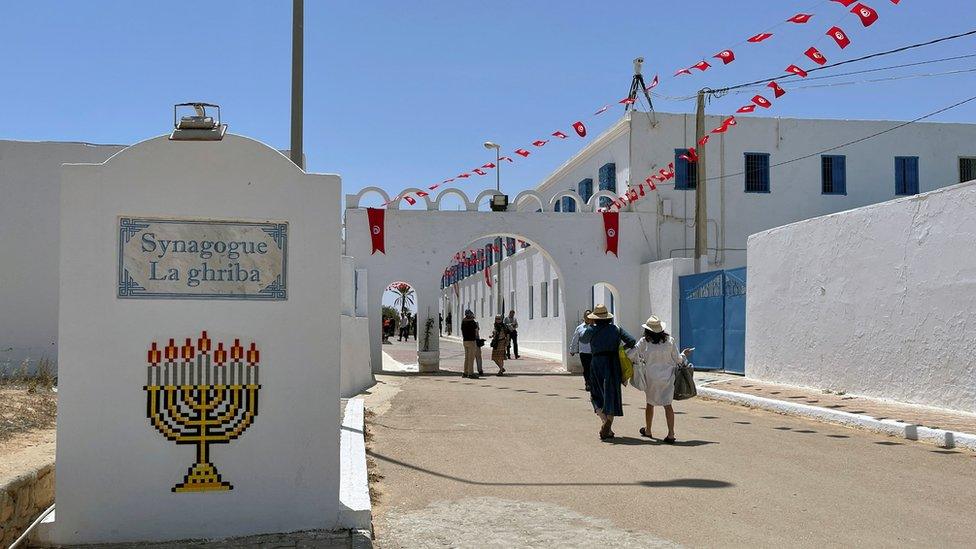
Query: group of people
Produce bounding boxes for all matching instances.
[570,305,693,443]
[459,309,520,379]
[382,312,417,343]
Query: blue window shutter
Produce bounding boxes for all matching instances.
[833,156,846,194]
[599,163,616,192]
[675,149,689,189]
[909,157,919,194]
[895,157,905,194]
[578,179,593,203]
[562,196,576,212]
[554,200,561,212]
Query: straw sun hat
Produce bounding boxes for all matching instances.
[586,304,613,321]
[641,315,666,333]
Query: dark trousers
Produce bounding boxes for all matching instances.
[580,353,593,389]
[507,331,519,358]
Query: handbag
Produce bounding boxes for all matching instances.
[618,347,633,386]
[628,348,647,391]
[476,338,486,348]
[673,362,697,400]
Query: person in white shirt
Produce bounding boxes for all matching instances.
[568,310,594,392]
[631,315,693,444]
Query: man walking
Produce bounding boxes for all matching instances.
[445,311,453,336]
[569,310,594,392]
[504,310,520,359]
[460,309,482,379]
[439,313,443,336]
[399,312,410,342]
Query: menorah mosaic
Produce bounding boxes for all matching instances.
[145,332,261,492]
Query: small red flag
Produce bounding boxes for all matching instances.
[532,140,548,147]
[851,3,879,26]
[552,131,568,139]
[674,67,692,76]
[515,149,531,157]
[748,32,774,43]
[482,162,496,169]
[692,60,711,72]
[367,208,384,254]
[711,116,737,134]
[499,156,513,163]
[619,97,636,105]
[627,188,639,202]
[416,191,429,197]
[594,105,610,115]
[805,47,828,65]
[679,147,699,163]
[428,184,439,190]
[645,75,659,90]
[768,81,787,98]
[714,50,735,64]
[572,121,587,138]
[484,264,492,288]
[831,0,856,6]
[752,95,772,108]
[638,183,646,197]
[698,134,710,146]
[827,26,851,48]
[404,195,416,206]
[787,13,813,23]
[473,168,486,176]
[737,104,757,114]
[890,0,899,3]
[603,212,619,256]
[785,64,809,77]
[648,180,657,191]
[457,173,471,178]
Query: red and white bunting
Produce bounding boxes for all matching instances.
[805,46,828,65]
[747,32,774,43]
[827,26,851,48]
[714,50,735,64]
[851,3,879,26]
[787,13,814,23]
[552,131,568,139]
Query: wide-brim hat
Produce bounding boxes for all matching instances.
[642,315,666,333]
[587,304,613,320]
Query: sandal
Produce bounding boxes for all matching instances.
[663,436,676,444]
[639,427,653,439]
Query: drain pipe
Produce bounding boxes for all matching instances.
[8,504,55,549]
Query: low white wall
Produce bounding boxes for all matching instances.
[340,315,373,398]
[0,140,124,375]
[746,180,976,413]
[639,258,695,342]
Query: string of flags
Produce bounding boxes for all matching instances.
[377,1,898,248]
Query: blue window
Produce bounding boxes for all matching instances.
[485,244,493,267]
[554,200,560,212]
[821,155,846,195]
[506,237,516,257]
[744,153,770,193]
[578,178,594,204]
[675,149,698,190]
[895,156,919,195]
[494,237,503,262]
[598,163,616,208]
[560,196,576,212]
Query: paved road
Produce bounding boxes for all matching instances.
[367,340,976,548]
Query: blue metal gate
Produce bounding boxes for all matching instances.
[678,268,747,374]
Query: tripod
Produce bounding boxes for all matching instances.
[625,57,656,115]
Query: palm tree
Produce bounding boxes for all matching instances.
[389,282,415,316]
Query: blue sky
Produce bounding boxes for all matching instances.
[3,0,975,209]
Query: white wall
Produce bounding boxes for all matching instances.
[0,140,124,375]
[746,180,976,413]
[55,134,342,544]
[639,258,695,342]
[340,256,374,397]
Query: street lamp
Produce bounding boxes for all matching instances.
[483,141,501,192]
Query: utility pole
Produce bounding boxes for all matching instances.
[290,0,304,170]
[694,89,708,273]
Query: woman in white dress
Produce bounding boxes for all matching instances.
[631,315,692,443]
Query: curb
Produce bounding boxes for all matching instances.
[339,399,373,534]
[699,386,976,452]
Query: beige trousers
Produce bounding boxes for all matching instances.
[463,341,482,375]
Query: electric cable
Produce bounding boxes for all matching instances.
[710,29,976,94]
[697,94,976,184]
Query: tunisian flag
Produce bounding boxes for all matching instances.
[484,263,493,288]
[603,211,619,256]
[367,207,385,255]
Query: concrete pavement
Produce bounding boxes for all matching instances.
[366,339,976,548]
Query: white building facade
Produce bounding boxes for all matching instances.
[443,111,976,355]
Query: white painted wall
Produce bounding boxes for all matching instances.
[639,258,695,342]
[746,180,976,413]
[55,134,342,544]
[340,256,374,397]
[0,140,124,375]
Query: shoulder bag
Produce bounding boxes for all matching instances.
[673,362,697,400]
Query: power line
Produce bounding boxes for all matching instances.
[728,67,976,93]
[698,94,976,184]
[710,29,976,94]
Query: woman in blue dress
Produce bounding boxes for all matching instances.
[586,304,636,440]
